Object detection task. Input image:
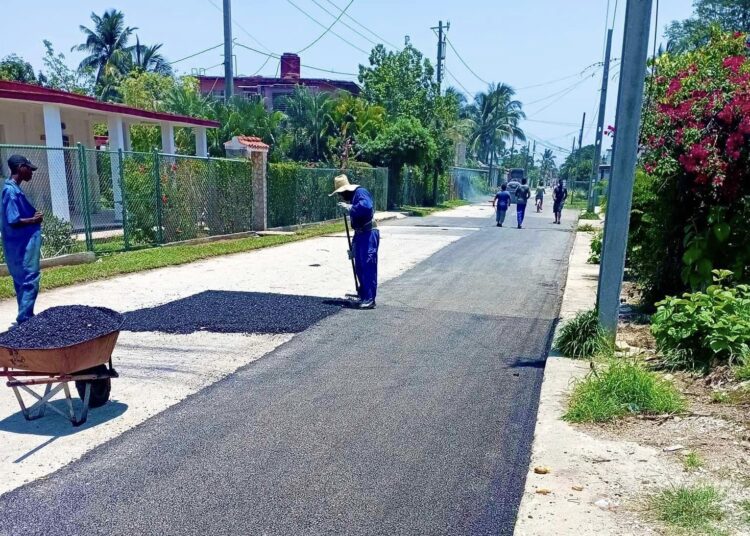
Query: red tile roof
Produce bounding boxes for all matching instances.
[235,136,269,150]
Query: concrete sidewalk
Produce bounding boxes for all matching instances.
[0,210,473,495]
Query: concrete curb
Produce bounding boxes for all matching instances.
[0,251,96,276]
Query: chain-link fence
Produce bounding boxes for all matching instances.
[0,144,257,258]
[267,164,387,228]
[449,167,494,200]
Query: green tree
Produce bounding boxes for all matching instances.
[329,92,386,165]
[40,41,95,95]
[358,44,437,124]
[560,144,595,183]
[74,9,137,92]
[127,37,173,76]
[364,116,435,208]
[281,86,336,162]
[465,83,525,168]
[210,97,284,158]
[539,149,558,185]
[666,0,750,51]
[0,54,37,83]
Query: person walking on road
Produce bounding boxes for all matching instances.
[493,184,512,227]
[1,155,43,324]
[330,174,380,309]
[535,185,545,212]
[515,178,531,229]
[552,179,568,225]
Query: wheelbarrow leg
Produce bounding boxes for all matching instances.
[12,381,65,421]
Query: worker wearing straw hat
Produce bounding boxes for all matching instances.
[330,174,380,309]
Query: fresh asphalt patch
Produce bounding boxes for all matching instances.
[123,290,341,335]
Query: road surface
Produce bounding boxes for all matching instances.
[0,204,576,536]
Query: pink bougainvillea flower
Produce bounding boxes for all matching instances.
[723,55,746,74]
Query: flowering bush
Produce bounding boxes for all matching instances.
[635,31,750,298]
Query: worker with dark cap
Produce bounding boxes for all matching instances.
[2,155,43,324]
[330,174,379,309]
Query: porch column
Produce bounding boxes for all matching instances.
[107,116,125,221]
[122,122,132,151]
[195,126,208,157]
[42,104,70,221]
[160,123,175,154]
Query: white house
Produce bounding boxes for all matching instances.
[0,81,218,227]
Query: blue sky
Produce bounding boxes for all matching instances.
[2,0,694,161]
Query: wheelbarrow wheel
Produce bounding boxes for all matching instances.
[74,365,111,409]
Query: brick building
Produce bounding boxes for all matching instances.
[197,53,359,111]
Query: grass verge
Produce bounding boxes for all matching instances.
[400,199,469,216]
[564,359,685,423]
[0,222,344,301]
[733,362,750,382]
[555,309,613,359]
[577,222,598,232]
[650,485,724,533]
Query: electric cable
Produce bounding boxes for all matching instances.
[296,0,355,54]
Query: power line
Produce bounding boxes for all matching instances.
[297,0,355,54]
[204,0,273,53]
[309,0,379,47]
[525,118,581,127]
[444,67,474,98]
[444,36,490,86]
[234,41,359,76]
[323,0,399,49]
[285,0,369,54]
[524,72,598,108]
[169,43,224,65]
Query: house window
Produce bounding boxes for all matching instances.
[271,92,292,112]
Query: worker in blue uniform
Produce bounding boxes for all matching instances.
[2,155,43,324]
[330,174,380,309]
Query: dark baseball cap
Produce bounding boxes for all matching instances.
[7,155,38,173]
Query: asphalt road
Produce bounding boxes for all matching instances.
[0,203,576,536]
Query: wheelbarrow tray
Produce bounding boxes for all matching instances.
[0,330,121,375]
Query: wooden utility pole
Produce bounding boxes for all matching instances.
[223,0,234,101]
[597,0,654,333]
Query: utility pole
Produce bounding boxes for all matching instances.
[597,0,654,333]
[588,28,614,212]
[531,140,536,186]
[431,21,449,94]
[223,0,234,101]
[523,142,531,177]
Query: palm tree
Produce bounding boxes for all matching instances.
[129,37,172,76]
[74,9,136,86]
[283,86,336,162]
[464,83,525,167]
[539,149,557,186]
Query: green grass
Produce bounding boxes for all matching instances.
[564,360,685,423]
[0,222,344,300]
[710,387,750,405]
[579,210,600,220]
[399,199,469,216]
[740,499,750,524]
[683,451,704,471]
[650,485,724,533]
[577,222,598,233]
[733,362,750,382]
[555,309,614,359]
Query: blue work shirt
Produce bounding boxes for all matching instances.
[1,178,40,245]
[495,191,512,210]
[349,187,375,231]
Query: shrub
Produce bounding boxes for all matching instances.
[588,230,602,264]
[579,210,599,220]
[651,270,750,369]
[40,214,76,258]
[733,362,750,381]
[649,485,724,532]
[564,360,685,423]
[554,309,613,359]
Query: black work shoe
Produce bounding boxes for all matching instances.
[358,300,376,310]
[496,223,500,227]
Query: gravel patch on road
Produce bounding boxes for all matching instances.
[123,291,341,335]
[0,306,122,349]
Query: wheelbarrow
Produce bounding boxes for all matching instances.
[0,310,123,427]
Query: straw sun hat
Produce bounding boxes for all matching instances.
[329,174,360,196]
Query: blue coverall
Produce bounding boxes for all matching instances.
[1,179,42,323]
[348,187,380,303]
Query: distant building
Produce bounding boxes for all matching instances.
[197,53,359,111]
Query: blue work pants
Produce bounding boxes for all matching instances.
[516,203,528,227]
[353,229,379,303]
[5,230,41,323]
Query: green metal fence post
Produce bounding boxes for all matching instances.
[152,148,164,244]
[118,149,130,251]
[77,143,94,252]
